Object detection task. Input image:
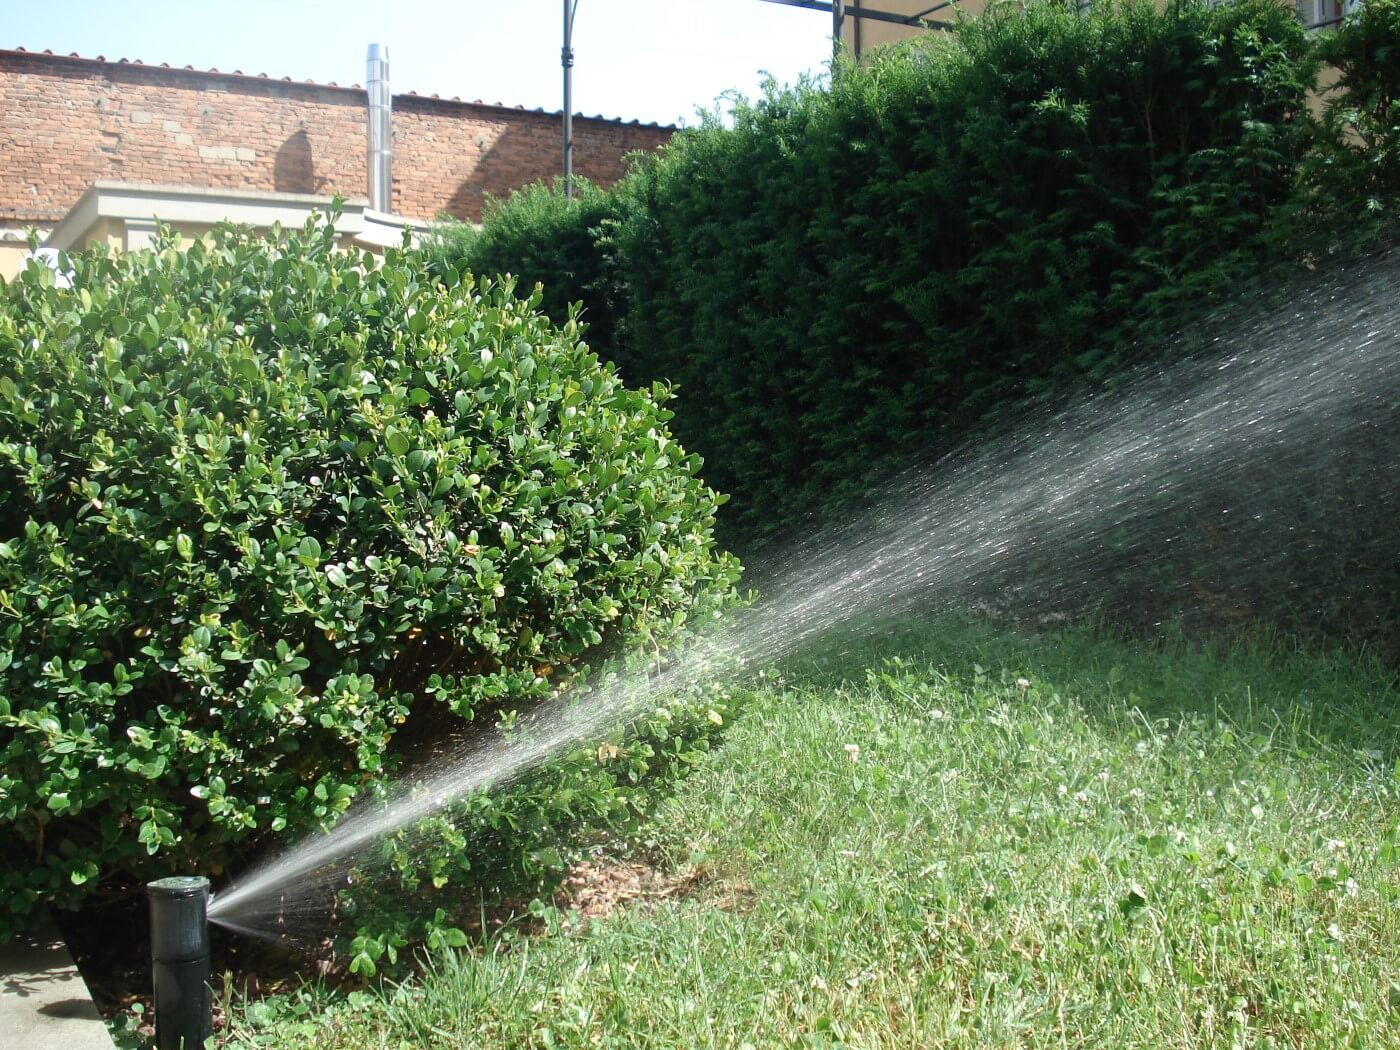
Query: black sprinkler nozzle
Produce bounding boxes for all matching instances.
[147,876,212,1050]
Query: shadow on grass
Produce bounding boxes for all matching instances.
[771,612,1400,763]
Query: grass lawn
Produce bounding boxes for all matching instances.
[222,620,1400,1048]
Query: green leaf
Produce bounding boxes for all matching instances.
[385,428,410,457]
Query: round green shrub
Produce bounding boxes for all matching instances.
[0,217,739,936]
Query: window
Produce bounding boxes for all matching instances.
[1296,0,1355,29]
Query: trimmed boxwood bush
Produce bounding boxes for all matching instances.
[0,216,739,939]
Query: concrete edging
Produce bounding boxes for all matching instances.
[1,907,117,1050]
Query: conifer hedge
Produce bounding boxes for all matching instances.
[438,0,1316,553]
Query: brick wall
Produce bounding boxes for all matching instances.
[0,49,672,225]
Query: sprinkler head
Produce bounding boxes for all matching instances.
[147,876,212,1050]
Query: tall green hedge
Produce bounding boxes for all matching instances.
[426,179,622,351]
[1309,0,1400,213]
[447,0,1316,554]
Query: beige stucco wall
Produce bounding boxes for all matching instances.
[841,0,987,56]
[0,239,31,281]
[841,0,1342,56]
[86,217,126,251]
[1,183,423,284]
[0,215,175,282]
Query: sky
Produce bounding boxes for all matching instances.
[5,0,837,127]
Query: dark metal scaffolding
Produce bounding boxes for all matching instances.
[761,0,1350,56]
[560,0,953,197]
[560,1,1350,192]
[759,0,955,57]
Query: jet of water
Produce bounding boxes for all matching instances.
[209,250,1400,938]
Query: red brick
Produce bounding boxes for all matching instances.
[0,50,672,224]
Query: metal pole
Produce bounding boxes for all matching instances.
[833,0,846,59]
[563,0,577,199]
[366,44,392,214]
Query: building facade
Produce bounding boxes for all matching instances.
[838,0,1358,57]
[0,47,672,278]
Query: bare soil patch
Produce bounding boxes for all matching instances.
[555,859,752,922]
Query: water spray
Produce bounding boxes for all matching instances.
[147,876,212,1050]
[207,251,1400,941]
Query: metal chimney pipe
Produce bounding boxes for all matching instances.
[366,43,392,213]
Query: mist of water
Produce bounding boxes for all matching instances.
[208,251,1400,939]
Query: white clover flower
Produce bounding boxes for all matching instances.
[1074,791,1089,804]
[1327,838,1346,853]
[843,743,860,761]
[1016,677,1030,691]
